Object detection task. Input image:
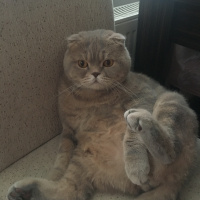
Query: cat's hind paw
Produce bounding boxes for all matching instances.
[7,186,32,200]
[7,178,36,200]
[124,109,152,133]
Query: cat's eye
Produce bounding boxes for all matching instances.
[78,60,88,68]
[103,59,114,67]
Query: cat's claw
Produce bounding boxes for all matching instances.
[124,109,152,133]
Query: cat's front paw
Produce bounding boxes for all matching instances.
[124,109,152,133]
[7,178,34,200]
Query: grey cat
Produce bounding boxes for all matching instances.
[7,29,198,200]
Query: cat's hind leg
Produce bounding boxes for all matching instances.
[7,152,94,200]
[125,91,198,166]
[124,91,198,197]
[124,108,177,165]
[123,123,150,188]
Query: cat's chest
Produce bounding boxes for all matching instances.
[78,104,125,131]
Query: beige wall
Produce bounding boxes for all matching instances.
[0,0,114,172]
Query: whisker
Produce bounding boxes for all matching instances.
[113,80,139,99]
[100,77,139,100]
[58,84,82,97]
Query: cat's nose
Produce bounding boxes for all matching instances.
[92,72,101,78]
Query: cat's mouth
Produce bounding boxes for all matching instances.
[81,75,112,90]
[85,77,105,90]
[93,78,99,83]
[91,78,101,86]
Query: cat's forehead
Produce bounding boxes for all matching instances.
[67,30,126,60]
[81,37,107,53]
[80,39,108,62]
[71,32,112,57]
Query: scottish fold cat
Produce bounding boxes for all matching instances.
[7,30,198,200]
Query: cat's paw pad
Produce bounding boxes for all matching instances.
[124,109,152,133]
[7,186,32,200]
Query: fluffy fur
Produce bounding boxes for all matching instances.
[7,30,198,200]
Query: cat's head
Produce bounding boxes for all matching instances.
[63,29,131,90]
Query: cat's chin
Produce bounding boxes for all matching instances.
[86,83,105,90]
[83,82,108,91]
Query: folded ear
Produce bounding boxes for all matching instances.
[66,33,80,47]
[108,32,126,45]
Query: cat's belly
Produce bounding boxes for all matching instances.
[77,120,139,194]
